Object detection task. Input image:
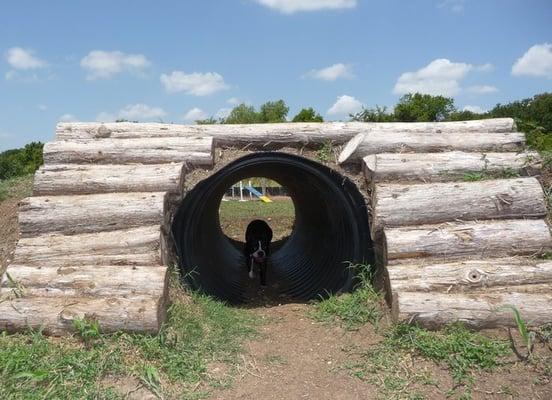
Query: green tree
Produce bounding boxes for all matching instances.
[223,103,261,124]
[0,142,44,180]
[350,106,395,122]
[259,99,289,123]
[489,92,552,131]
[292,107,324,122]
[394,93,456,122]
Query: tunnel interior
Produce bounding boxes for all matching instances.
[171,152,374,303]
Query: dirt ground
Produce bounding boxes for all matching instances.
[0,176,32,276]
[209,303,551,400]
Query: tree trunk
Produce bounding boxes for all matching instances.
[55,119,516,149]
[33,163,184,195]
[384,219,552,264]
[13,226,161,266]
[387,259,552,293]
[372,178,546,234]
[19,193,166,237]
[339,131,525,164]
[363,151,540,183]
[393,290,552,329]
[43,137,214,165]
[1,265,167,297]
[0,294,167,335]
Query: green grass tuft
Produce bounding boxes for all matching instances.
[310,263,382,330]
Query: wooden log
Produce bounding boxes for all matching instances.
[43,137,214,165]
[372,178,546,233]
[363,151,541,183]
[55,118,516,146]
[394,290,552,329]
[338,131,525,164]
[18,193,165,237]
[33,163,184,195]
[0,294,167,335]
[385,219,552,263]
[1,265,167,297]
[387,259,552,293]
[12,226,161,266]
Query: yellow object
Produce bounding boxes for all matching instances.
[259,195,273,203]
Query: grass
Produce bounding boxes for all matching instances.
[310,263,382,330]
[461,168,521,182]
[0,174,33,202]
[344,323,509,399]
[219,197,295,241]
[0,272,259,399]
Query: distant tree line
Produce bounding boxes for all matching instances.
[0,142,43,180]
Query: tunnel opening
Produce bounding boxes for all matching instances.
[171,152,374,304]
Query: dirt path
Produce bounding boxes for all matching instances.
[211,303,380,400]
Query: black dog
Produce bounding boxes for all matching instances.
[244,219,273,287]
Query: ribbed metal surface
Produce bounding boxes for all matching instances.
[171,152,374,303]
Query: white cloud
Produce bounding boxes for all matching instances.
[215,107,232,119]
[463,105,486,113]
[327,95,363,116]
[254,0,356,13]
[96,105,167,122]
[512,43,552,79]
[466,85,498,94]
[118,104,167,121]
[393,58,473,96]
[160,71,229,96]
[182,107,207,121]
[476,63,494,72]
[58,113,78,122]
[80,50,151,80]
[227,97,241,105]
[439,0,465,13]
[6,47,46,69]
[304,63,354,81]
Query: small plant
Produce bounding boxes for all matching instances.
[139,364,163,399]
[316,140,334,163]
[72,317,101,346]
[310,263,382,330]
[5,272,25,298]
[462,171,486,181]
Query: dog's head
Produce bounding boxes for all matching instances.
[250,240,268,264]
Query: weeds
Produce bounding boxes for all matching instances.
[72,318,101,347]
[316,140,334,163]
[461,168,521,182]
[310,263,382,330]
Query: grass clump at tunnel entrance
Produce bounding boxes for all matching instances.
[0,270,259,399]
[310,263,383,330]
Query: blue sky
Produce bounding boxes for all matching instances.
[1,0,551,150]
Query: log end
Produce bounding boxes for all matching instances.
[338,132,365,164]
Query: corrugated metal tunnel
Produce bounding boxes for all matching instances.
[171,152,374,303]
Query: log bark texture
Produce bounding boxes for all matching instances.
[33,163,184,195]
[12,226,161,266]
[384,219,552,263]
[363,151,540,183]
[339,131,525,164]
[0,294,166,335]
[43,137,214,165]
[387,259,552,293]
[372,178,546,233]
[394,290,552,329]
[18,193,165,237]
[1,265,167,297]
[56,118,516,142]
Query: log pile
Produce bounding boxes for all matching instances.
[337,118,552,329]
[2,117,550,333]
[0,125,217,334]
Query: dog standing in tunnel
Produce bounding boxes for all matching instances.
[244,219,273,287]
